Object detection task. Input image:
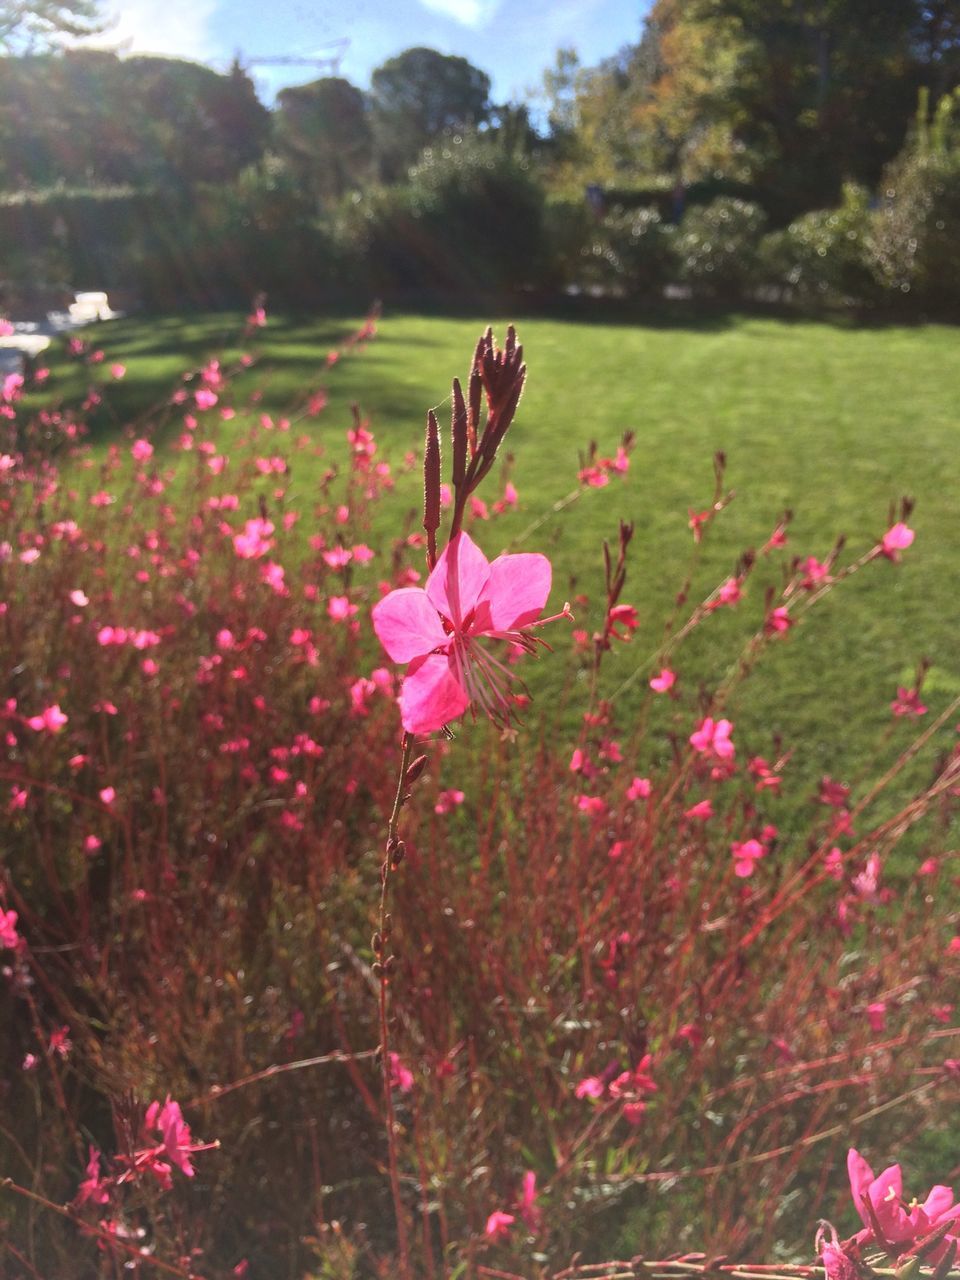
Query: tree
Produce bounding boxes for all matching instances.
[699,0,919,211]
[0,51,269,190]
[370,46,491,180]
[274,77,372,204]
[0,0,103,52]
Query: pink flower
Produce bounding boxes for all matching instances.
[817,1225,858,1280]
[824,847,844,879]
[575,1075,605,1100]
[26,703,68,733]
[129,1097,216,1188]
[388,1052,414,1094]
[690,716,735,761]
[765,606,793,635]
[716,577,743,607]
[434,789,465,815]
[75,1146,111,1208]
[328,595,358,621]
[195,387,218,410]
[626,776,651,800]
[485,1210,515,1240]
[731,838,765,878]
[847,1148,960,1256]
[684,799,714,821]
[688,509,709,542]
[880,522,915,561]
[891,686,927,718]
[69,589,89,607]
[866,1001,887,1033]
[0,908,20,949]
[49,1025,72,1058]
[649,667,676,693]
[233,517,274,560]
[800,556,831,590]
[110,363,126,379]
[371,532,553,734]
[519,1170,541,1230]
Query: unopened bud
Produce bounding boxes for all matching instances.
[405,754,429,784]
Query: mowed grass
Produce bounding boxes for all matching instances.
[38,307,960,825]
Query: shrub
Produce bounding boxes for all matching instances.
[676,197,767,300]
[868,147,960,316]
[759,184,879,309]
[595,205,677,299]
[340,135,545,296]
[541,195,597,290]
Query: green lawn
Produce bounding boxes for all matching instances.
[39,306,960,826]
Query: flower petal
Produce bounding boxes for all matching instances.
[473,551,551,633]
[426,533,489,627]
[922,1186,955,1223]
[372,588,448,663]
[400,652,470,733]
[847,1150,876,1227]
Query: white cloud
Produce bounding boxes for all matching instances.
[83,0,219,62]
[417,0,500,29]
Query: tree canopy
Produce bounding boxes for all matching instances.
[274,77,372,204]
[370,46,491,180]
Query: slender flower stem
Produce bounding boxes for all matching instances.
[0,1179,195,1278]
[377,729,415,1279]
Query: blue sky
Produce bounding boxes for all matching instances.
[86,0,648,105]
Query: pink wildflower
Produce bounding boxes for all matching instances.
[649,667,676,693]
[485,1210,515,1240]
[765,606,793,635]
[824,847,844,879]
[689,716,735,761]
[519,1170,541,1230]
[388,1052,414,1094]
[685,799,714,820]
[328,595,358,621]
[879,522,915,561]
[49,1025,72,1058]
[75,1146,111,1207]
[688,509,709,542]
[716,577,743,607]
[575,1075,605,1100]
[0,908,20,949]
[866,1001,887,1033]
[233,518,274,560]
[847,1148,960,1256]
[731,838,765,878]
[816,1224,858,1280]
[434,789,465,815]
[371,531,555,734]
[26,704,68,733]
[627,776,652,800]
[800,556,830,590]
[891,686,927,718]
[131,439,153,463]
